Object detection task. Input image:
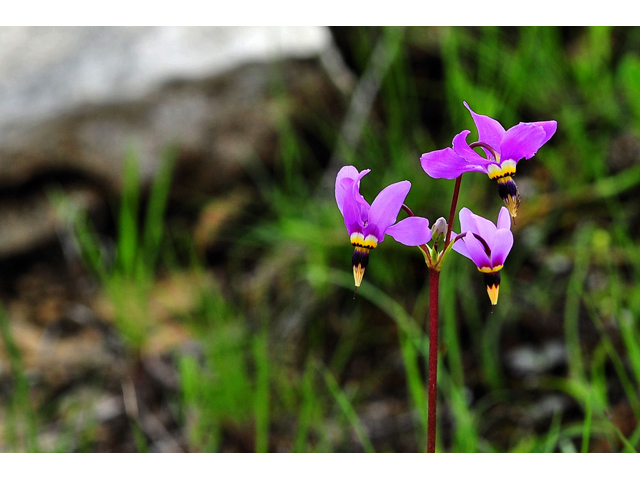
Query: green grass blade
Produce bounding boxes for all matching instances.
[293,359,317,452]
[253,324,270,453]
[141,147,177,274]
[0,307,39,452]
[322,367,375,453]
[117,148,142,278]
[564,225,593,381]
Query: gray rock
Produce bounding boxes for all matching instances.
[0,27,341,257]
[0,27,332,187]
[0,27,330,123]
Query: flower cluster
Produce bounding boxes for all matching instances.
[334,101,556,454]
[335,102,556,306]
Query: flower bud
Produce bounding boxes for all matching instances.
[431,217,448,246]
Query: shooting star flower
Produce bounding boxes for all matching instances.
[335,166,431,295]
[421,102,556,221]
[453,206,514,307]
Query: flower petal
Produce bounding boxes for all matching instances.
[335,165,360,216]
[452,130,496,169]
[490,229,514,268]
[461,232,491,269]
[452,230,472,260]
[458,207,497,247]
[532,120,557,145]
[385,216,432,246]
[496,206,511,231]
[366,180,411,241]
[341,169,370,235]
[500,123,547,162]
[464,101,505,154]
[458,207,473,233]
[421,145,487,180]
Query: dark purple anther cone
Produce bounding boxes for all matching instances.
[483,271,501,289]
[351,247,370,270]
[497,177,518,201]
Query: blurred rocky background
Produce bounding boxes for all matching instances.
[0,26,346,451]
[0,26,340,256]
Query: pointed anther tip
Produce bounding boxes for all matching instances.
[486,283,500,307]
[352,261,366,291]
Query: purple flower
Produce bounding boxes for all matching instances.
[421,102,557,220]
[336,166,432,290]
[453,206,514,306]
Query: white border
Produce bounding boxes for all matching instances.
[2,452,637,478]
[2,2,635,26]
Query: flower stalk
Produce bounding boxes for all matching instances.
[426,173,462,453]
[427,267,440,453]
[445,175,462,249]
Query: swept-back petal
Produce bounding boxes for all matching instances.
[458,207,497,246]
[385,216,432,246]
[452,230,472,260]
[367,180,411,240]
[490,229,514,268]
[458,207,473,234]
[531,120,557,145]
[452,130,496,168]
[496,207,511,231]
[420,146,487,180]
[341,169,370,235]
[462,232,491,269]
[500,123,546,161]
[464,101,505,153]
[335,165,360,215]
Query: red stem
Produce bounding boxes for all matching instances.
[426,174,461,452]
[401,204,415,217]
[427,268,440,453]
[444,175,462,249]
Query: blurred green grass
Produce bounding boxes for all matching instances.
[4,26,640,452]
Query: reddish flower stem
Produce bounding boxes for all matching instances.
[427,174,462,453]
[427,268,440,453]
[444,175,462,249]
[401,204,415,217]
